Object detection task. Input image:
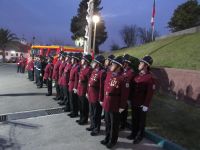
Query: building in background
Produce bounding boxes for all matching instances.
[0,40,30,63]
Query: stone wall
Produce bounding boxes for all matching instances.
[152,67,200,104]
[156,26,200,40]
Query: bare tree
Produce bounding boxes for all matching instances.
[138,27,159,44]
[110,42,120,51]
[120,25,138,47]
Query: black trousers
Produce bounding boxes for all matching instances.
[69,91,79,115]
[120,104,128,128]
[37,74,43,88]
[131,106,147,139]
[55,80,61,98]
[61,86,68,102]
[89,101,102,132]
[34,70,37,84]
[47,79,52,94]
[17,65,21,73]
[21,66,25,73]
[105,111,120,144]
[63,87,70,111]
[28,70,30,79]
[59,85,64,100]
[79,96,89,123]
[28,70,34,81]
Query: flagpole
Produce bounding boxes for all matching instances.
[152,26,154,41]
[151,0,156,41]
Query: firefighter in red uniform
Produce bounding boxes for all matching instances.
[68,53,82,118]
[101,56,128,149]
[104,54,115,71]
[52,53,62,100]
[62,53,73,112]
[58,53,67,103]
[120,54,137,130]
[58,53,72,106]
[43,56,54,96]
[76,54,93,125]
[21,55,26,73]
[86,55,106,136]
[101,54,115,120]
[127,55,155,144]
[26,57,34,81]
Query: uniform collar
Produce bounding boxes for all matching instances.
[112,71,121,77]
[124,66,131,72]
[139,70,149,76]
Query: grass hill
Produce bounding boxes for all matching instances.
[106,32,200,70]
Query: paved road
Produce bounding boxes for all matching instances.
[0,63,59,114]
[0,64,163,150]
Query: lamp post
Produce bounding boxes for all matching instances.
[92,15,100,54]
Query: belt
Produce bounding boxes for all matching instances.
[105,92,120,97]
[79,80,87,83]
[88,84,97,88]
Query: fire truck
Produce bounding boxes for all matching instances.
[29,45,84,64]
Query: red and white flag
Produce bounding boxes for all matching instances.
[151,0,156,29]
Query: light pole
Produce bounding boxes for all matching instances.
[92,15,100,54]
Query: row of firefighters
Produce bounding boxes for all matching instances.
[25,52,155,149]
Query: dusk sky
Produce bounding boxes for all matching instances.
[1,0,198,50]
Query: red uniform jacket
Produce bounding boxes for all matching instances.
[21,58,26,67]
[68,63,80,92]
[44,63,54,80]
[26,60,34,71]
[52,60,61,81]
[58,62,66,85]
[87,67,106,103]
[77,65,92,97]
[130,72,155,107]
[122,67,137,101]
[60,63,72,87]
[103,71,128,113]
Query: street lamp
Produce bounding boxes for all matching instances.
[92,15,100,54]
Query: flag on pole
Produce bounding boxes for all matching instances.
[151,0,156,30]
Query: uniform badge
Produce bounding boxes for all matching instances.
[153,84,156,90]
[110,78,119,88]
[126,83,129,88]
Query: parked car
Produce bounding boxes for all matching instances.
[8,57,18,63]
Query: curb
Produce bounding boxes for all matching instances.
[127,120,187,150]
[0,107,64,122]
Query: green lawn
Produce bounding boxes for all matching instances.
[105,33,200,70]
[147,93,200,150]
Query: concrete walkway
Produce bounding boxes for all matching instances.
[0,113,163,150]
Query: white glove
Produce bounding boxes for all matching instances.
[119,108,125,113]
[73,88,77,94]
[40,73,42,77]
[48,78,51,81]
[141,105,148,112]
[127,100,131,106]
[100,101,103,106]
[86,93,88,98]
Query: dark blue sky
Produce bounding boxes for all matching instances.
[0,0,197,50]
